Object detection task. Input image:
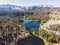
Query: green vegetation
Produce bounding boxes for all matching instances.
[38,28,60,43]
[49,24,60,32]
[0,16,28,45]
[23,13,50,24]
[0,10,59,45]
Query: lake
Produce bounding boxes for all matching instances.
[22,21,40,32]
[17,35,45,45]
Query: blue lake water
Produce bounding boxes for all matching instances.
[18,21,45,45]
[22,21,40,32]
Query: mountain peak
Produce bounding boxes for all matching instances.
[0,4,54,11]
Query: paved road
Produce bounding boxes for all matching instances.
[42,20,60,35]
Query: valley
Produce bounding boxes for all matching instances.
[0,5,59,45]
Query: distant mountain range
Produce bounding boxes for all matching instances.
[0,4,26,11]
[0,4,54,11]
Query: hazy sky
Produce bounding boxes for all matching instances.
[0,0,60,7]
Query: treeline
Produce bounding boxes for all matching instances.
[38,28,60,43]
[0,11,34,16]
[49,24,60,32]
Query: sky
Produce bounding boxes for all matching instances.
[0,0,60,7]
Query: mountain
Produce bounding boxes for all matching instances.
[27,5,54,10]
[49,8,60,20]
[0,4,54,11]
[0,4,26,11]
[0,4,55,16]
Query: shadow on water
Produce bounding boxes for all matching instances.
[0,37,5,45]
[17,35,45,45]
[0,42,5,45]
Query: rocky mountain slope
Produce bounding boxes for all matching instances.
[49,8,60,20]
